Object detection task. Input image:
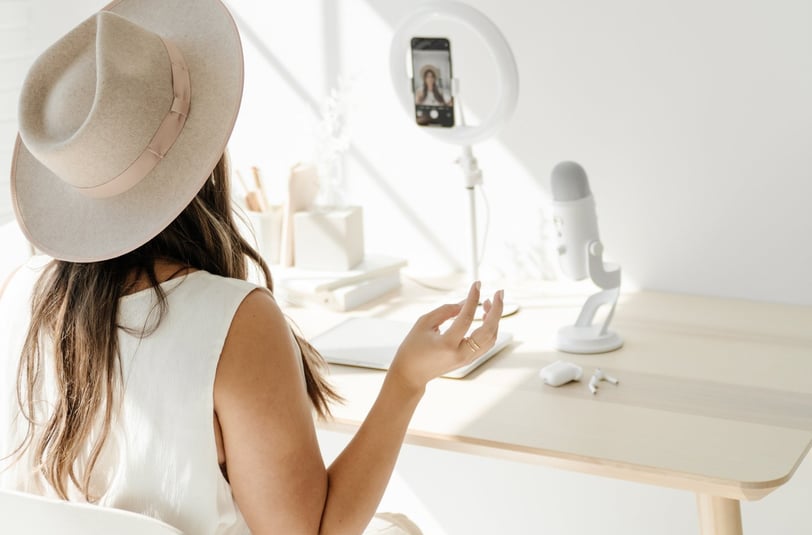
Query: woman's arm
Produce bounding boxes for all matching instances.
[318,370,422,535]
[215,288,327,534]
[215,283,503,534]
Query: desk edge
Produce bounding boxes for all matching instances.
[319,419,812,501]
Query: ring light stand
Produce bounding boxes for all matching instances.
[390,1,520,317]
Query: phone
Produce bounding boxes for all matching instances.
[410,37,454,127]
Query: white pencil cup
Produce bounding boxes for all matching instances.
[245,206,284,265]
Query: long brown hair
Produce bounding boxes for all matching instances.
[417,68,446,105]
[11,153,340,501]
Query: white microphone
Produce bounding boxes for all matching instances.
[550,161,600,281]
[548,161,623,354]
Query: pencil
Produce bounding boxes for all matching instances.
[245,190,266,212]
[251,166,271,208]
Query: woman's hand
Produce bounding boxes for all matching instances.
[387,281,505,393]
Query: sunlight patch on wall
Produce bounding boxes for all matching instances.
[226,0,561,283]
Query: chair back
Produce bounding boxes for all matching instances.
[0,489,182,535]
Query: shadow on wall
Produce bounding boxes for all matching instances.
[230,4,466,273]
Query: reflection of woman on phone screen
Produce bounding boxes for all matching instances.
[415,66,448,106]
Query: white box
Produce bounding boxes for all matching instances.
[293,206,364,270]
[279,270,401,311]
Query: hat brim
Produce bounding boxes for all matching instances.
[11,0,244,262]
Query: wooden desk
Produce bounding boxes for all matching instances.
[289,283,812,535]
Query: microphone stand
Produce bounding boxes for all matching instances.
[557,241,623,353]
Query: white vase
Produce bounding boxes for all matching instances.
[317,155,348,209]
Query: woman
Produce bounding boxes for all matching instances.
[0,1,504,534]
[415,67,448,106]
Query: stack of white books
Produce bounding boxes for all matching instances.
[275,255,407,311]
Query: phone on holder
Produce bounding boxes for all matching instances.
[410,37,454,127]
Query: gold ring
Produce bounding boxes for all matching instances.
[464,336,481,352]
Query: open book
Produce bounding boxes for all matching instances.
[311,317,513,379]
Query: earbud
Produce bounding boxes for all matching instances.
[588,374,599,395]
[593,368,619,385]
[588,368,619,395]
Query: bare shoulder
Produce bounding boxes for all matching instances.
[229,287,286,335]
[217,288,300,387]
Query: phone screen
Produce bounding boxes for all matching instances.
[410,37,454,127]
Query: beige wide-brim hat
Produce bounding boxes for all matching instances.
[11,0,243,262]
[419,64,439,81]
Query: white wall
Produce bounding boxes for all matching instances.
[2,1,811,534]
[224,0,812,306]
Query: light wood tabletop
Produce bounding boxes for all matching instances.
[288,281,812,535]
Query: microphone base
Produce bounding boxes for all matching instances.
[556,325,623,354]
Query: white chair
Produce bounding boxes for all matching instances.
[0,489,182,534]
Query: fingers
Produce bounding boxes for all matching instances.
[418,302,463,329]
[489,290,504,321]
[481,299,492,321]
[444,281,481,341]
[466,290,504,355]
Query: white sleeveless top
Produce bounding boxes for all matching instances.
[0,258,260,535]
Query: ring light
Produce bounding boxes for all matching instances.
[389,1,519,146]
[388,1,521,318]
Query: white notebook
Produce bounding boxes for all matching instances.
[312,317,513,379]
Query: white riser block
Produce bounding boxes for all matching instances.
[294,207,364,270]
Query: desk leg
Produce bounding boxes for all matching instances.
[696,494,743,535]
